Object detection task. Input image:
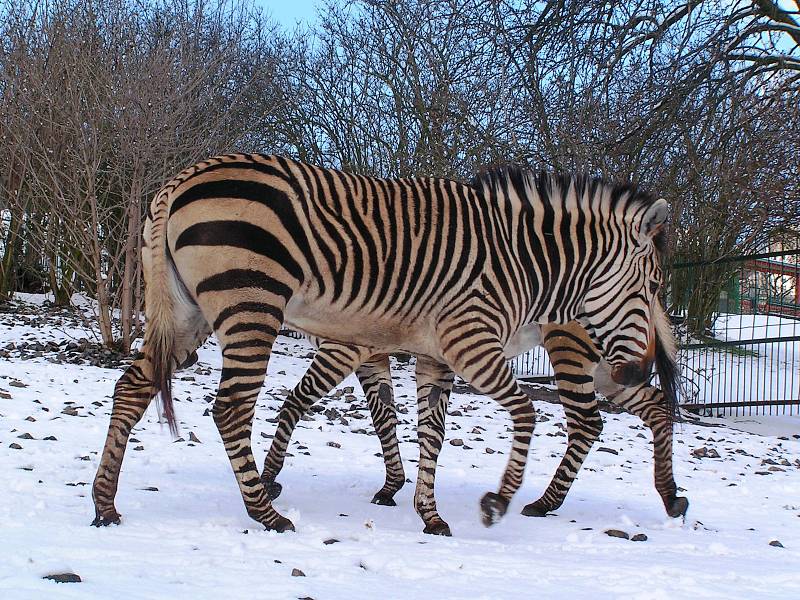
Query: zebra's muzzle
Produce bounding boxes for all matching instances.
[610,360,651,387]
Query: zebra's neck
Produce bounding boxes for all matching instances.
[473,170,615,334]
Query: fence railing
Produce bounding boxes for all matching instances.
[671,249,799,417]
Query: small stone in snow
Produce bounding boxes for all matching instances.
[631,533,648,542]
[327,441,341,448]
[485,447,495,454]
[17,433,34,439]
[450,438,464,447]
[597,447,618,455]
[188,432,201,443]
[0,391,11,399]
[291,568,305,577]
[604,529,629,539]
[140,486,159,492]
[10,443,23,450]
[42,572,81,583]
[323,538,339,545]
[9,380,27,387]
[43,435,57,441]
[769,540,784,548]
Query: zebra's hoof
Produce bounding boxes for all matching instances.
[91,511,121,527]
[480,492,509,527]
[423,521,452,536]
[264,480,283,500]
[521,500,551,517]
[266,515,295,533]
[667,496,689,518]
[371,492,397,506]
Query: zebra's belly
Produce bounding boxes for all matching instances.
[283,296,441,357]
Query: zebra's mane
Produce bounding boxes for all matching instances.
[469,165,668,254]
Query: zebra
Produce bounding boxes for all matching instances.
[262,310,685,536]
[92,154,671,532]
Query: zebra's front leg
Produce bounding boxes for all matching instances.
[413,355,455,535]
[522,323,601,517]
[521,404,601,517]
[261,341,373,498]
[443,339,535,527]
[357,356,406,506]
[612,385,688,518]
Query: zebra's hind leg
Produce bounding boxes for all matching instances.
[611,384,688,518]
[358,356,406,506]
[92,354,156,526]
[92,318,209,526]
[261,341,374,498]
[214,339,295,532]
[522,324,601,517]
[413,356,455,535]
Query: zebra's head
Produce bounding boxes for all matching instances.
[578,194,670,388]
[471,167,672,389]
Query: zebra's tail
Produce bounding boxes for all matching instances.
[653,300,680,424]
[144,186,180,436]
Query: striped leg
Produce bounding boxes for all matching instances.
[92,327,207,527]
[441,329,536,527]
[92,354,156,526]
[521,326,602,517]
[522,405,602,517]
[610,384,688,518]
[413,356,455,535]
[358,356,407,506]
[261,341,373,493]
[214,341,293,532]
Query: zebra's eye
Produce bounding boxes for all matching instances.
[649,281,659,295]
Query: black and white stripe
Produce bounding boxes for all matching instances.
[92,154,671,532]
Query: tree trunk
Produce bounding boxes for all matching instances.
[120,172,142,353]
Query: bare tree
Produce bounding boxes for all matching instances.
[0,0,285,349]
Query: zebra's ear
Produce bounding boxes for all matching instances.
[639,198,669,243]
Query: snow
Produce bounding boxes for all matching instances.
[1,295,800,598]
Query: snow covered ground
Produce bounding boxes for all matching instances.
[1,296,799,599]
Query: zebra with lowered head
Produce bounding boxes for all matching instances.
[92,154,671,533]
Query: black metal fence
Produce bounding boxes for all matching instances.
[671,249,799,417]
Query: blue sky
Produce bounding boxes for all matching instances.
[255,0,322,27]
